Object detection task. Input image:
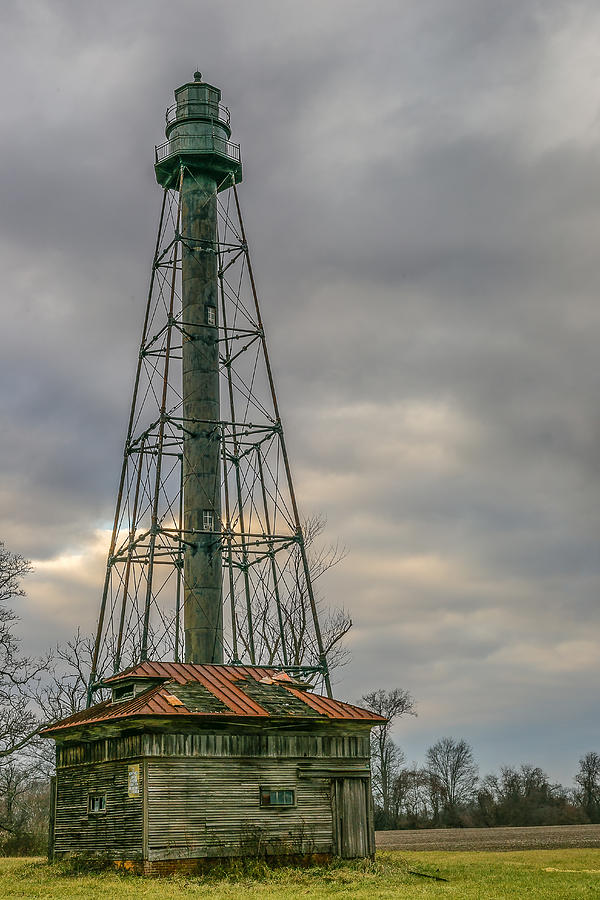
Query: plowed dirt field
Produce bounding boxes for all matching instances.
[376,823,600,851]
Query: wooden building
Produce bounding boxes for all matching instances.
[43,662,383,871]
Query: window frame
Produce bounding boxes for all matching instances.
[259,787,296,808]
[202,509,215,532]
[206,305,217,326]
[88,793,107,816]
[112,684,135,702]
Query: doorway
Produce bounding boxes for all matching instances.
[331,777,374,858]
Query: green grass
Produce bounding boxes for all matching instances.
[0,850,599,899]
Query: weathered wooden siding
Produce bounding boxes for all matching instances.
[57,734,143,767]
[56,731,370,767]
[146,757,342,859]
[53,729,373,861]
[54,760,143,858]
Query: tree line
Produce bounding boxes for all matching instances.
[362,688,600,830]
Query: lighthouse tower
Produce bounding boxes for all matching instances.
[157,73,236,664]
[44,75,382,870]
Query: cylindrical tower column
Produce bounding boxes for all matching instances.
[155,73,242,663]
[181,172,222,663]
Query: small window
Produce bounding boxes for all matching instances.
[260,788,295,807]
[202,509,214,531]
[113,684,134,702]
[206,306,217,326]
[88,793,106,815]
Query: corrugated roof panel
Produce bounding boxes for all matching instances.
[192,665,268,716]
[42,662,384,734]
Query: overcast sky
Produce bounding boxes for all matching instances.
[1,0,600,784]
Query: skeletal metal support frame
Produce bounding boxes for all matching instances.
[89,78,333,702]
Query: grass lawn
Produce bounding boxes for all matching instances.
[0,849,599,899]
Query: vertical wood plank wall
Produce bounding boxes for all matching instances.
[331,777,375,858]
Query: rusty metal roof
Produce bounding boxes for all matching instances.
[43,663,384,734]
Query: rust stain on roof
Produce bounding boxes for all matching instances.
[43,662,385,734]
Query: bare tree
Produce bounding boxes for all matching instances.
[0,543,49,760]
[0,761,35,839]
[28,631,102,777]
[0,760,49,853]
[397,766,432,827]
[0,544,99,774]
[361,688,416,823]
[425,737,478,824]
[237,514,352,673]
[35,630,95,724]
[575,752,600,823]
